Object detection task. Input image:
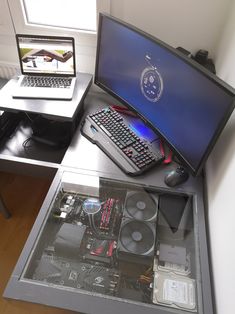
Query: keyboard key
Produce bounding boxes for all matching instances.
[21,76,72,88]
[87,107,164,172]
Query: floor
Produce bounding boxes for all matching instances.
[0,172,76,314]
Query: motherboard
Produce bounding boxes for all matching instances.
[24,182,197,311]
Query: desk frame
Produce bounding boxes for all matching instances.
[1,89,214,314]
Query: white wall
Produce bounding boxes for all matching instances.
[111,0,232,57]
[0,0,18,63]
[214,1,235,87]
[206,2,235,314]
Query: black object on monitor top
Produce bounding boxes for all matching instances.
[95,13,235,176]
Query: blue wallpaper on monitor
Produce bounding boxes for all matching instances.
[97,16,233,171]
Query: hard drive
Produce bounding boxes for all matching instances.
[152,271,196,311]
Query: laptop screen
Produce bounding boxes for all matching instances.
[16,34,76,76]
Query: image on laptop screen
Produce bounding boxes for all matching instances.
[16,35,76,76]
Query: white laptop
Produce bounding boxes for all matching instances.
[12,34,76,100]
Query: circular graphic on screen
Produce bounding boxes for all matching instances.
[140,66,163,102]
[140,54,163,102]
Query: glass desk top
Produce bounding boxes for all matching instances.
[20,171,202,313]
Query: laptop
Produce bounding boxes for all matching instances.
[12,34,76,100]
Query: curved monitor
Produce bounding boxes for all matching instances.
[95,13,235,176]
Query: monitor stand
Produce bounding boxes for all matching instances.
[164,166,189,187]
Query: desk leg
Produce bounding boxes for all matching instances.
[0,195,11,219]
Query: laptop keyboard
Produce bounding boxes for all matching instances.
[21,76,72,88]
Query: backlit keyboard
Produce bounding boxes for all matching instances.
[81,107,164,175]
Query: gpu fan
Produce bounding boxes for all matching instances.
[117,218,156,264]
[123,191,158,222]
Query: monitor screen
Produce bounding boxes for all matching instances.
[95,14,235,176]
[16,34,76,76]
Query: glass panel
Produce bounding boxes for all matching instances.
[22,171,201,313]
[23,0,97,32]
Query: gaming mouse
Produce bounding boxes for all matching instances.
[164,166,189,187]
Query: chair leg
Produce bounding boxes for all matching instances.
[0,195,11,219]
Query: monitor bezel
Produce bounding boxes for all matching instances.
[16,34,76,77]
[94,13,235,176]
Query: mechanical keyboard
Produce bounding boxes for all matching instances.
[81,107,164,175]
